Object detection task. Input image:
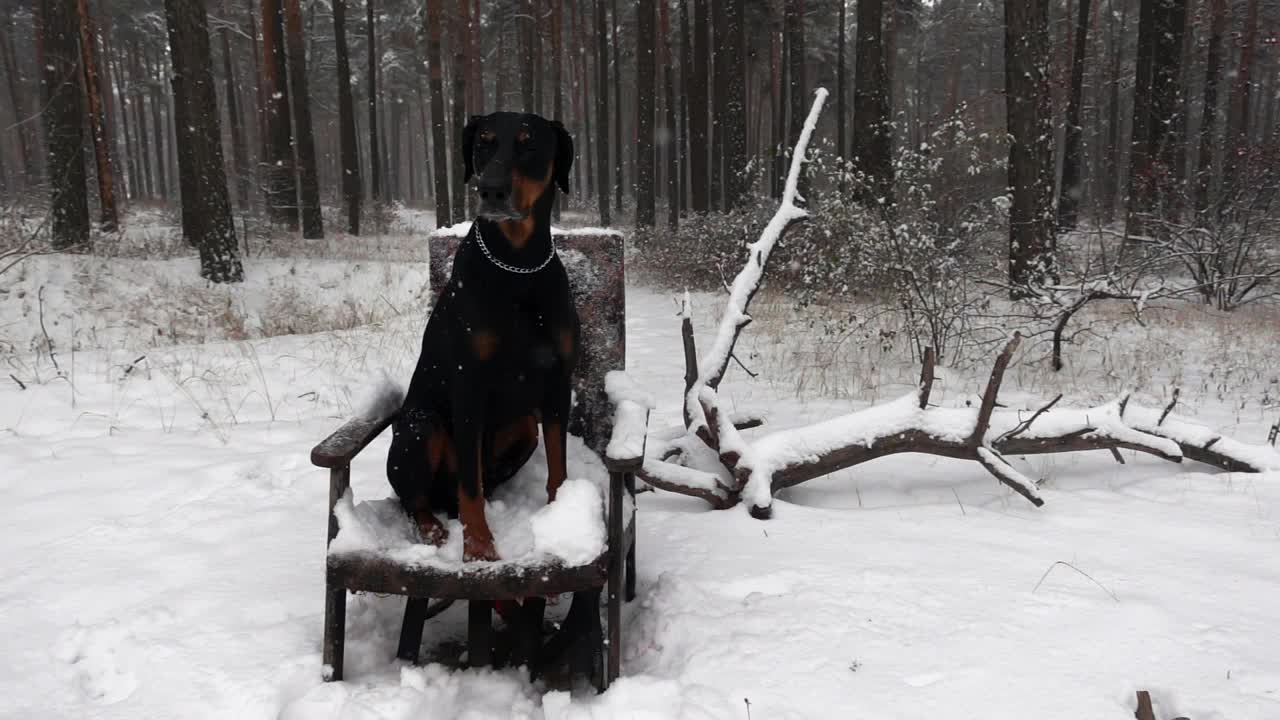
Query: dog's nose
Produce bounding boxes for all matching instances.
[476,181,509,204]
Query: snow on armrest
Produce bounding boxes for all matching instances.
[604,371,653,472]
[311,414,395,468]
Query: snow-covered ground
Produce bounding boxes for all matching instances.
[2,215,1279,719]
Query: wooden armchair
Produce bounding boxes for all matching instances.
[310,229,649,690]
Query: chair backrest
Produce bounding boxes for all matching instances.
[429,227,626,455]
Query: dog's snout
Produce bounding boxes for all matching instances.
[477,185,507,203]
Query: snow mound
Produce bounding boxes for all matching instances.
[530,479,605,565]
[329,434,615,570]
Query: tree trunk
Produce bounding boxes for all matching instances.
[679,0,693,213]
[37,0,90,249]
[1057,0,1091,229]
[551,0,563,217]
[723,0,747,208]
[611,0,623,213]
[770,0,783,198]
[148,49,170,202]
[594,0,611,226]
[1150,0,1187,215]
[1221,0,1259,204]
[0,20,37,186]
[283,0,323,237]
[1004,0,1056,290]
[660,0,679,228]
[1125,0,1157,231]
[635,0,655,226]
[836,0,846,163]
[521,0,534,111]
[425,0,451,227]
[688,0,710,212]
[785,0,806,193]
[110,47,138,200]
[709,0,726,210]
[261,0,298,227]
[852,0,892,202]
[219,0,250,210]
[333,0,361,234]
[451,2,468,224]
[75,0,118,232]
[163,0,244,282]
[366,0,381,205]
[131,46,154,200]
[1193,0,1225,216]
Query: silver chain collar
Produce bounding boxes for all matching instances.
[471,223,557,274]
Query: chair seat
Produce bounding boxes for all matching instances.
[327,435,633,602]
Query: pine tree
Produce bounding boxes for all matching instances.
[1004,0,1055,290]
[163,0,244,282]
[36,0,90,249]
[333,0,362,234]
[284,0,323,238]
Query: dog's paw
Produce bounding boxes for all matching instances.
[463,533,500,562]
[414,511,449,546]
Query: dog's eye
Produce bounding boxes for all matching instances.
[478,131,496,144]
[516,129,530,144]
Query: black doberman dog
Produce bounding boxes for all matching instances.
[387,112,578,563]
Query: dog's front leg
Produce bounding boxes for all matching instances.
[453,383,499,562]
[542,324,577,503]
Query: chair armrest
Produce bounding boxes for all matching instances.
[311,414,396,468]
[604,371,653,473]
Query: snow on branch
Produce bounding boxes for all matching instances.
[686,88,829,435]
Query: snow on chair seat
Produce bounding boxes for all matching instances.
[326,435,634,600]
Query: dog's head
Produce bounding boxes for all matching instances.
[462,112,573,221]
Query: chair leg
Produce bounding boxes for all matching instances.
[517,597,547,678]
[397,597,429,664]
[468,600,492,668]
[607,559,622,685]
[323,583,346,681]
[625,473,637,602]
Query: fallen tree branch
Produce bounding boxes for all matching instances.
[685,88,829,437]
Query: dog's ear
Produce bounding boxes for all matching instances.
[462,115,483,183]
[551,121,573,194]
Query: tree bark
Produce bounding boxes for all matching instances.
[366,0,381,205]
[594,0,611,225]
[1221,0,1259,204]
[679,0,693,213]
[1125,0,1157,230]
[451,1,468,224]
[36,0,90,249]
[1193,0,1225,217]
[723,0,747,208]
[770,0,783,198]
[836,0,846,162]
[219,0,251,210]
[852,0,892,203]
[551,0,563,218]
[1150,0,1187,215]
[709,0,726,210]
[785,0,806,193]
[688,0,710,212]
[635,0,655,226]
[333,0,361,234]
[425,0,451,227]
[1004,0,1056,290]
[1057,0,1091,229]
[284,0,323,238]
[0,20,37,186]
[148,49,170,202]
[521,0,534,111]
[163,0,244,282]
[261,0,298,227]
[75,0,118,232]
[611,0,623,213]
[660,0,679,228]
